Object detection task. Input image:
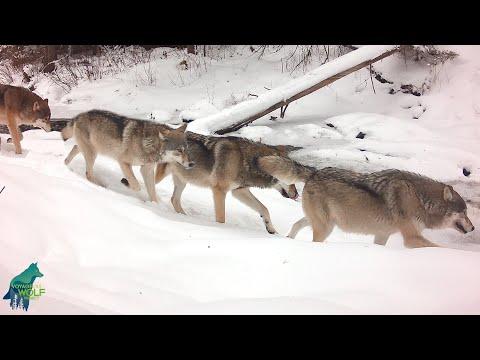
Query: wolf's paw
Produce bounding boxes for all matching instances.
[173,207,187,215]
[261,217,277,234]
[87,176,106,188]
[121,178,141,191]
[131,184,141,191]
[6,137,12,143]
[405,237,440,248]
[266,225,277,235]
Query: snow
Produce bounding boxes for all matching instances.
[2,45,480,314]
[179,100,219,123]
[188,45,397,134]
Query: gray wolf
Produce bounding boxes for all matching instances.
[153,132,300,234]
[258,155,474,247]
[0,84,51,154]
[62,110,193,202]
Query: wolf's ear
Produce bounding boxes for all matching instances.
[444,185,454,201]
[284,145,303,153]
[177,123,187,133]
[44,98,48,105]
[276,145,303,154]
[159,128,171,140]
[33,102,40,111]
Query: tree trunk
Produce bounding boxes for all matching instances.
[43,45,57,73]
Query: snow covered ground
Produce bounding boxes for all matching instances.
[1,45,480,314]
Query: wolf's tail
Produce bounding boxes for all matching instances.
[61,120,74,141]
[258,155,315,184]
[3,288,11,300]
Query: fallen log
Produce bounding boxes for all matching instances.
[188,46,402,136]
[216,47,400,135]
[0,118,70,135]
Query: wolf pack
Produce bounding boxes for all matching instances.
[1,84,475,248]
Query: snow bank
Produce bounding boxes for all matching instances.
[1,135,480,315]
[188,45,398,134]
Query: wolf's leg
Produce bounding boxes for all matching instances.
[308,209,333,242]
[304,198,333,242]
[403,235,439,248]
[287,217,310,238]
[140,163,158,203]
[22,296,30,311]
[212,186,227,223]
[64,145,80,165]
[75,136,102,186]
[7,127,23,142]
[119,162,141,192]
[232,187,277,234]
[155,163,169,184]
[374,234,390,246]
[171,175,187,215]
[310,221,334,242]
[6,113,22,154]
[400,222,439,248]
[84,151,100,186]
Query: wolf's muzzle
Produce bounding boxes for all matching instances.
[455,221,473,234]
[280,185,299,200]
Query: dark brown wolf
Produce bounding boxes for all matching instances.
[0,84,51,154]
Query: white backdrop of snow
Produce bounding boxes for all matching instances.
[1,45,480,314]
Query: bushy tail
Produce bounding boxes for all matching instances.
[3,288,11,300]
[61,121,74,141]
[258,155,315,184]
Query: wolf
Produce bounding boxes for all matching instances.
[0,84,52,154]
[258,155,474,247]
[3,262,43,311]
[61,110,193,202]
[152,132,300,234]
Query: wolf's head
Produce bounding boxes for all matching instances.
[28,263,43,279]
[159,124,194,169]
[32,98,52,132]
[440,185,474,234]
